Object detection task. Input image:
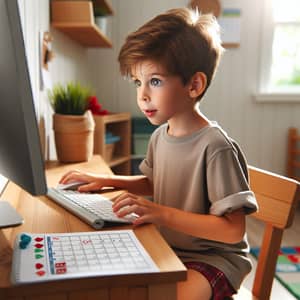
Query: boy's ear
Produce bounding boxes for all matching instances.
[188,72,207,98]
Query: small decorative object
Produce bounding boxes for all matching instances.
[104,132,120,162]
[95,16,107,35]
[189,0,221,17]
[93,5,108,36]
[42,32,54,71]
[49,82,95,162]
[88,96,109,115]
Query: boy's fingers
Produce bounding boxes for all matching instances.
[116,204,141,218]
[113,197,134,212]
[60,170,81,183]
[78,182,99,192]
[59,171,73,183]
[133,215,149,226]
[113,193,136,205]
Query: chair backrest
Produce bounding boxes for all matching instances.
[287,127,300,181]
[247,165,300,300]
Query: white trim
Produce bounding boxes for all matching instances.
[275,21,300,25]
[254,92,300,103]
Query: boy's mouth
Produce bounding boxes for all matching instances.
[144,109,157,117]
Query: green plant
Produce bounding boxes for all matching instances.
[92,1,107,17]
[49,82,92,115]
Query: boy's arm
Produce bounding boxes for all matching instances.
[60,170,153,196]
[161,206,245,244]
[113,194,245,244]
[95,174,153,196]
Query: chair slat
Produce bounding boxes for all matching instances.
[252,194,294,228]
[249,166,298,204]
[234,166,300,300]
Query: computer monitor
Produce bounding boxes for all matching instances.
[0,0,48,228]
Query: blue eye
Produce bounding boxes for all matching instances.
[150,78,162,87]
[133,79,141,87]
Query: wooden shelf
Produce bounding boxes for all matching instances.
[51,22,112,47]
[51,1,112,48]
[93,113,131,175]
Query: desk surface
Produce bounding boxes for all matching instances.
[0,155,186,299]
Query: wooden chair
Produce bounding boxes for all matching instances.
[234,165,300,300]
[287,127,300,181]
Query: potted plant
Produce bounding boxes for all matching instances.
[93,4,108,36]
[49,82,95,162]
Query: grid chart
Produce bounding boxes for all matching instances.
[48,231,153,273]
[11,230,159,284]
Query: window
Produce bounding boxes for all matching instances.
[257,0,300,101]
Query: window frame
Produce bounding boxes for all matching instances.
[254,0,300,103]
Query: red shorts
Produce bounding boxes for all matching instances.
[184,261,236,300]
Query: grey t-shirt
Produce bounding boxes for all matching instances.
[139,122,258,290]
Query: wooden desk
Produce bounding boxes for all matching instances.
[0,155,186,300]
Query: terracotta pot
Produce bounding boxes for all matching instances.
[53,110,95,162]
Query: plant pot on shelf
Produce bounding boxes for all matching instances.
[95,16,107,35]
[53,110,95,162]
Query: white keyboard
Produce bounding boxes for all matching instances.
[47,188,137,229]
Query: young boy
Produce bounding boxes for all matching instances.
[60,8,258,300]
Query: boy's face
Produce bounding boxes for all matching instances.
[131,60,192,125]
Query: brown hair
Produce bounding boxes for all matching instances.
[118,8,224,100]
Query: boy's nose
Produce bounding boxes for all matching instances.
[141,95,150,102]
[138,88,150,102]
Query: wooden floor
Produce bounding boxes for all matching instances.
[244,205,300,299]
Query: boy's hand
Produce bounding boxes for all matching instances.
[112,192,167,226]
[59,170,107,192]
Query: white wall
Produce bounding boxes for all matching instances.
[18,0,50,157]
[89,0,300,175]
[19,0,92,160]
[21,0,300,175]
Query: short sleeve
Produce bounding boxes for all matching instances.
[139,135,154,182]
[207,148,258,216]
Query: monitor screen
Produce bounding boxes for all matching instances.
[0,0,47,228]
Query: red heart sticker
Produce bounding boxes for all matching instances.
[36,270,45,276]
[35,263,44,269]
[35,237,44,242]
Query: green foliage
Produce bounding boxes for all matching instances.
[277,71,300,86]
[94,6,107,16]
[92,0,108,16]
[49,82,91,115]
